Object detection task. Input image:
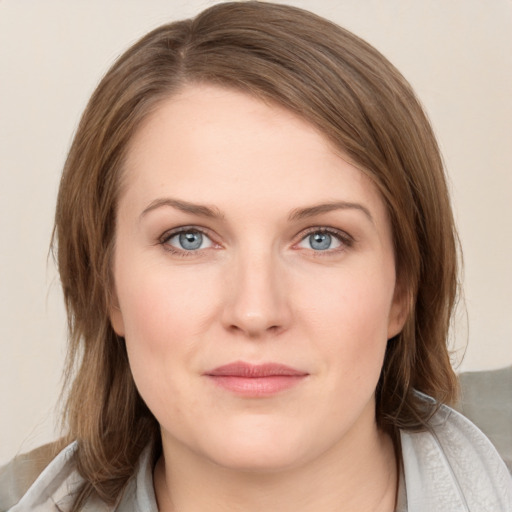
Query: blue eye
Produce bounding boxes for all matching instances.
[165,229,213,251]
[298,230,344,251]
[309,232,332,250]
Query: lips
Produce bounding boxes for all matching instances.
[204,361,308,397]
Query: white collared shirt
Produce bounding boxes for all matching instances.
[2,402,511,511]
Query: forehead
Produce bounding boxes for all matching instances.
[121,84,386,221]
[126,84,340,169]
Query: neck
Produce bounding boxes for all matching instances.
[154,417,398,512]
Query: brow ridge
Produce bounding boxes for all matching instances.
[288,201,373,223]
[141,198,372,224]
[140,198,224,220]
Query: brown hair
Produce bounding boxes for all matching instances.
[53,1,459,507]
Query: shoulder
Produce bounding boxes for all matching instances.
[0,442,157,512]
[400,396,512,511]
[0,441,85,512]
[0,442,59,511]
[457,365,512,471]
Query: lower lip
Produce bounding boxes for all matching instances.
[206,375,306,397]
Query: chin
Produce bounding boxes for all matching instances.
[208,442,305,474]
[193,418,315,473]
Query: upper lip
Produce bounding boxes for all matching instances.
[205,361,308,377]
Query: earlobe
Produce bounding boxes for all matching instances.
[109,290,126,336]
[387,283,410,340]
[110,306,126,337]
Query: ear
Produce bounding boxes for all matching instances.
[387,280,410,339]
[109,289,126,337]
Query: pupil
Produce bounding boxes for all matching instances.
[310,232,331,250]
[179,231,202,250]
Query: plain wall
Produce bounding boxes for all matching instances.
[1,0,511,465]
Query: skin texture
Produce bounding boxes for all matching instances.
[110,84,406,511]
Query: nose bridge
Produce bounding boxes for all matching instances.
[223,243,289,336]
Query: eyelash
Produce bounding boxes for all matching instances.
[159,226,217,258]
[158,226,354,257]
[297,227,354,253]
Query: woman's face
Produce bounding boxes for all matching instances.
[111,84,405,471]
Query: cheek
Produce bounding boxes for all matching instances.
[300,264,394,375]
[117,263,220,344]
[305,265,394,334]
[114,264,221,401]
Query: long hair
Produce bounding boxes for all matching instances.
[52,1,459,506]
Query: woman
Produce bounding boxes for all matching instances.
[1,2,511,511]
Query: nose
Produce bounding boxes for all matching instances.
[221,249,291,338]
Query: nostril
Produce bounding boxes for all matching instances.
[227,321,282,337]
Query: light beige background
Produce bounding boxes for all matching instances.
[1,0,511,465]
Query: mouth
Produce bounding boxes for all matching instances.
[204,361,309,397]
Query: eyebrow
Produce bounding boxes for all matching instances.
[140,197,373,224]
[140,198,224,220]
[288,201,374,224]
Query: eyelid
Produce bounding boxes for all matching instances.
[157,225,353,256]
[294,226,354,250]
[159,225,220,255]
[159,225,208,242]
